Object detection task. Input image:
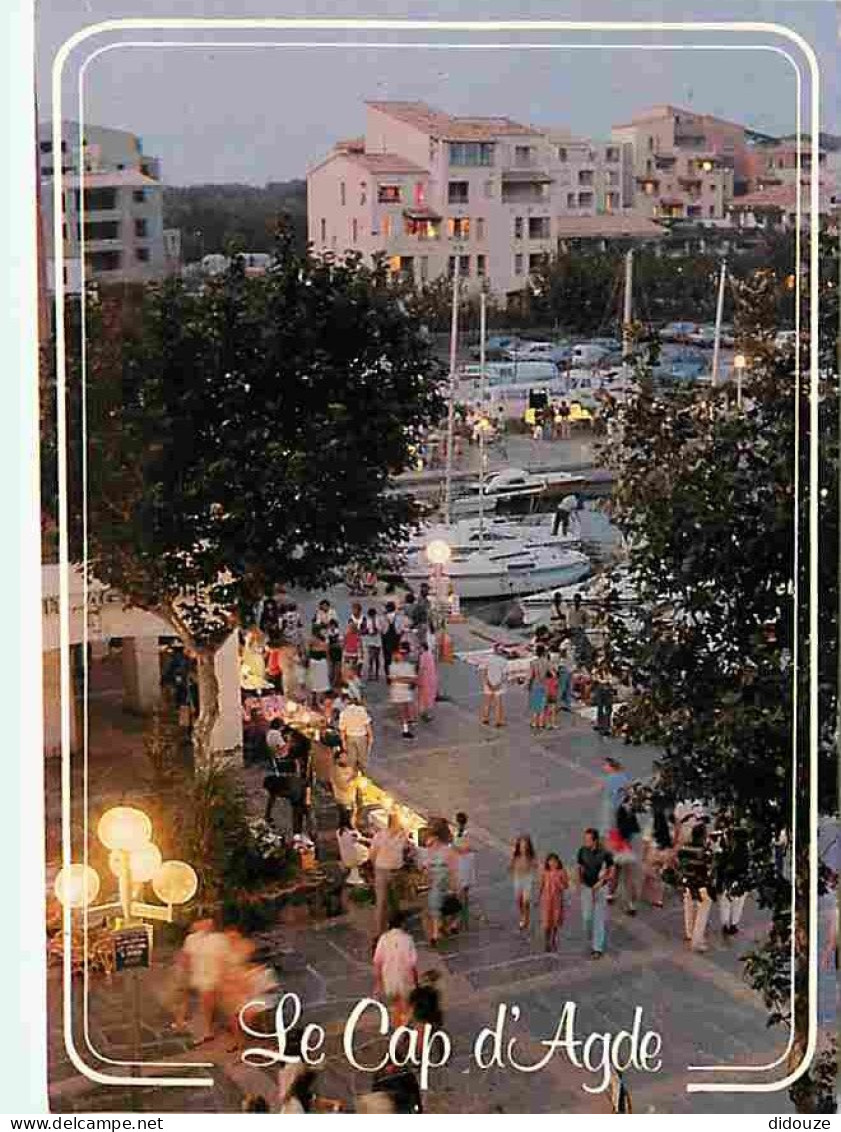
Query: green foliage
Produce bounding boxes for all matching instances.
[600,243,839,1109]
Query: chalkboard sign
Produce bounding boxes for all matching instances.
[112,925,151,971]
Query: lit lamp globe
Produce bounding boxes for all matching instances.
[151,861,198,906]
[54,863,100,909]
[426,540,451,567]
[733,354,747,371]
[108,842,162,884]
[97,806,152,852]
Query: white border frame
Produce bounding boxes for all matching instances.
[48,17,820,1101]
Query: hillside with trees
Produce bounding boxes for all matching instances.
[163,181,307,261]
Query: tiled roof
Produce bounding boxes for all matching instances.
[348,152,429,175]
[554,213,665,238]
[613,105,745,132]
[334,136,365,152]
[366,100,541,139]
[728,185,833,212]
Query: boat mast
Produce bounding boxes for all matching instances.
[478,288,487,544]
[621,248,634,381]
[711,256,727,386]
[444,254,461,525]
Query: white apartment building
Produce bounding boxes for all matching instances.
[38,121,167,288]
[308,101,658,297]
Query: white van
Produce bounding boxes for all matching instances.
[458,360,560,389]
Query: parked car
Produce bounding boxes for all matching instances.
[470,335,522,359]
[687,324,717,348]
[506,341,572,364]
[661,321,698,343]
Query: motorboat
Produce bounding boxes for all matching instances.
[451,467,582,518]
[403,542,591,600]
[520,567,639,626]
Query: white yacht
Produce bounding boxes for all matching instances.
[403,543,591,600]
[451,467,582,518]
[404,512,581,561]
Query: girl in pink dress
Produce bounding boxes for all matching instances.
[539,853,569,951]
[416,641,439,722]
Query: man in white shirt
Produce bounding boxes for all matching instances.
[338,694,373,770]
[373,910,418,1026]
[480,646,507,728]
[369,813,408,935]
[175,917,232,1044]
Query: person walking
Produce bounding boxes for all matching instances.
[305,627,330,707]
[338,690,373,771]
[452,812,476,932]
[539,853,569,952]
[330,749,358,829]
[528,645,550,729]
[388,641,418,740]
[423,820,458,946]
[641,804,674,909]
[361,606,384,682]
[557,633,574,712]
[381,602,400,678]
[373,910,418,1027]
[370,812,409,937]
[416,640,438,722]
[174,917,232,1045]
[577,828,615,959]
[326,619,344,690]
[343,616,362,680]
[480,646,507,727]
[678,822,714,952]
[510,836,538,932]
[591,659,615,736]
[715,823,749,937]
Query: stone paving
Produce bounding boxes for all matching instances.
[48,604,800,1114]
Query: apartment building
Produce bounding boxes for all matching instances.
[307,101,655,297]
[38,121,167,288]
[611,105,744,222]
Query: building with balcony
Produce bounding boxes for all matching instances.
[611,105,745,222]
[307,101,654,297]
[38,121,167,288]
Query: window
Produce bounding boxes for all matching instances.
[447,141,494,167]
[41,166,52,177]
[460,254,470,276]
[484,179,494,198]
[360,183,367,205]
[709,184,716,193]
[557,147,568,162]
[687,205,702,219]
[132,189,146,203]
[85,187,118,211]
[514,145,533,166]
[528,217,551,239]
[340,181,346,206]
[382,215,392,238]
[605,171,619,186]
[476,254,487,277]
[648,136,655,151]
[709,205,716,217]
[320,218,326,242]
[420,256,429,282]
[578,192,594,207]
[352,218,358,243]
[567,193,576,208]
[529,253,548,272]
[405,216,440,240]
[605,146,620,163]
[476,218,485,240]
[378,184,402,203]
[85,220,120,241]
[134,218,148,238]
[578,169,594,186]
[605,192,620,212]
[448,217,470,240]
[514,216,524,239]
[514,253,524,275]
[39,141,53,153]
[136,247,150,262]
[87,250,121,272]
[414,182,426,206]
[448,181,469,204]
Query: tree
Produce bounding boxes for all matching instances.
[43,231,444,767]
[599,244,838,1109]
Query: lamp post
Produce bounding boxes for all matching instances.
[55,806,198,1068]
[733,353,747,410]
[426,538,453,636]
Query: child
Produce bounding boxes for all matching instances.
[539,853,569,951]
[510,836,538,931]
[453,812,477,932]
[544,664,559,729]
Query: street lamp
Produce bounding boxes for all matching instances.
[733,353,747,409]
[426,539,454,633]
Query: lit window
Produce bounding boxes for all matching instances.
[378,184,402,203]
[448,217,470,239]
[382,215,392,238]
[414,182,426,206]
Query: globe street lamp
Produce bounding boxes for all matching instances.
[733,353,747,410]
[426,538,454,634]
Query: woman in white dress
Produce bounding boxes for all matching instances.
[306,627,330,705]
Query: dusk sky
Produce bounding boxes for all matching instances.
[36,0,840,186]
